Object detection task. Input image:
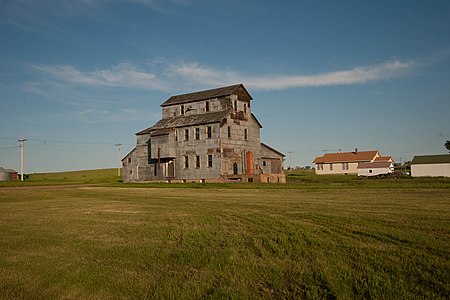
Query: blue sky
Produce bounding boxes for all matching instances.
[1,0,450,173]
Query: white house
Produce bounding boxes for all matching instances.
[357,161,394,177]
[312,149,393,175]
[411,154,450,177]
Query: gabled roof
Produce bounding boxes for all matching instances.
[251,113,263,128]
[136,111,229,135]
[261,143,285,157]
[313,150,379,164]
[374,156,394,162]
[411,154,450,165]
[160,84,252,107]
[121,147,136,162]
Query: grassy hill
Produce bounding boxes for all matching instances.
[0,168,121,187]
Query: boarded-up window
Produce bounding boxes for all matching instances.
[271,159,282,174]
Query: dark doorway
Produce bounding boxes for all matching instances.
[233,163,238,175]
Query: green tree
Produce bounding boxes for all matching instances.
[445,140,450,153]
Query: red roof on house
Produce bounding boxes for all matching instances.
[313,150,380,164]
[374,156,393,162]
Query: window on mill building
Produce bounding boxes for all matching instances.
[208,155,213,168]
[195,128,200,140]
[184,156,189,169]
[196,155,200,168]
[207,126,212,139]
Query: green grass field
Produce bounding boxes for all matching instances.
[0,170,449,298]
[0,169,121,187]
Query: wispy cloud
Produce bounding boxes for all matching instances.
[32,58,418,93]
[32,63,168,90]
[70,108,159,123]
[169,60,417,90]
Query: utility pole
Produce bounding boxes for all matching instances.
[17,139,27,181]
[287,151,294,169]
[115,144,122,177]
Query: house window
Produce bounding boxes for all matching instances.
[175,130,178,142]
[207,126,212,139]
[234,100,238,112]
[205,101,210,112]
[184,129,189,141]
[244,129,248,140]
[329,164,333,171]
[184,156,189,169]
[317,163,323,170]
[208,155,213,168]
[228,126,231,138]
[244,103,247,113]
[195,128,200,140]
[181,105,185,115]
[195,155,200,168]
[263,161,266,167]
[128,157,131,163]
[342,163,349,170]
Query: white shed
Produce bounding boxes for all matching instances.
[357,161,394,177]
[411,154,450,177]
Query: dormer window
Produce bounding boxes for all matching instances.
[205,101,210,112]
[180,105,185,115]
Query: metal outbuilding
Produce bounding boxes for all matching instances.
[0,167,18,181]
[1,167,11,181]
[411,154,450,177]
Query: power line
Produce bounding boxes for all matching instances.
[0,146,19,150]
[115,144,122,176]
[0,136,132,146]
[26,146,115,153]
[18,139,27,181]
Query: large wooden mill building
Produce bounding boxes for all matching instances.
[122,84,285,183]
